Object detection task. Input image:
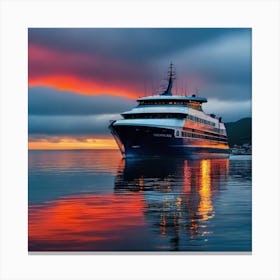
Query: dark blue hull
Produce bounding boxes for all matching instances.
[110,124,230,158]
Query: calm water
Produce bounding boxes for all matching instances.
[28,150,251,252]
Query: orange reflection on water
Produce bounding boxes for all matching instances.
[197,159,214,222]
[138,177,144,191]
[183,160,191,193]
[29,193,145,250]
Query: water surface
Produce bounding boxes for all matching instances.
[28,150,251,252]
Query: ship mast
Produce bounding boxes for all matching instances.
[161,62,175,96]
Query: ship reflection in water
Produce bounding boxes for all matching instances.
[28,150,251,252]
[115,157,231,251]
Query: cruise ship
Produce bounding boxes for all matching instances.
[109,64,230,158]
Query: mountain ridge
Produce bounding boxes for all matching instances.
[225,117,252,147]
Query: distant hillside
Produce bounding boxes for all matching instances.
[225,118,252,147]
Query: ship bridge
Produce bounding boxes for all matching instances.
[137,95,207,111]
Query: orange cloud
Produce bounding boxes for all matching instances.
[29,74,140,99]
[28,44,146,99]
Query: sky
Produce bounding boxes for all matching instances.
[28,28,252,150]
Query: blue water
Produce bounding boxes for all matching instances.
[28,150,251,252]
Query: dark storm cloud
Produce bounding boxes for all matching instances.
[28,87,136,115]
[28,86,136,135]
[29,28,247,63]
[176,31,251,85]
[204,98,251,121]
[28,114,117,135]
[29,28,251,102]
[159,31,252,101]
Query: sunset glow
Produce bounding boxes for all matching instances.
[28,44,144,98]
[29,74,141,99]
[28,138,118,150]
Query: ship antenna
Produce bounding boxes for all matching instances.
[161,62,175,96]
